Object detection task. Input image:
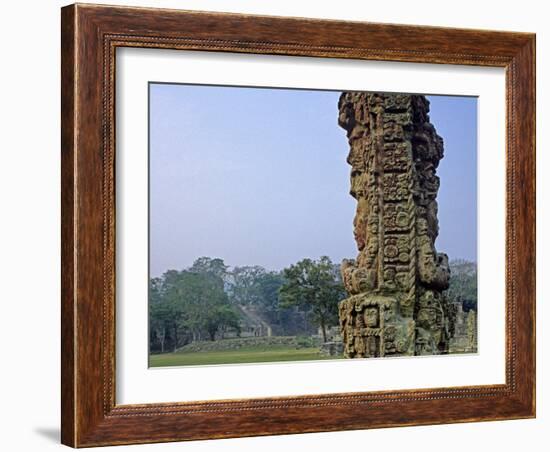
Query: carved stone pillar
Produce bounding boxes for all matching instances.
[338,92,451,358]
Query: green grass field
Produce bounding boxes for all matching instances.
[149,345,342,367]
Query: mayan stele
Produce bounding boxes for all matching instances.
[148,84,477,367]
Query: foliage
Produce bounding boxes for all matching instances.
[294,336,317,349]
[149,256,346,354]
[149,257,240,351]
[189,257,229,289]
[445,259,478,311]
[228,265,268,306]
[149,277,174,353]
[279,256,345,342]
[188,257,229,277]
[202,303,241,341]
[228,266,285,310]
[256,271,286,310]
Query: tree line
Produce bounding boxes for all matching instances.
[149,256,345,353]
[149,257,477,354]
[445,259,478,312]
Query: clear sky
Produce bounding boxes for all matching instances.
[149,83,477,277]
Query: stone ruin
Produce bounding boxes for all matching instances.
[338,92,453,358]
[448,300,478,354]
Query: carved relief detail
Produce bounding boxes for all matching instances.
[338,92,452,358]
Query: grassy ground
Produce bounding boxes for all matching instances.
[149,345,342,367]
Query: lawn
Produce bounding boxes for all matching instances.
[149,345,343,367]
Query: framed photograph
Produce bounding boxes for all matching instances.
[61,3,535,447]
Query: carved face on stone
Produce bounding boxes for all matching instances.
[351,267,372,292]
[363,307,379,328]
[417,307,438,329]
[353,216,366,250]
[416,292,444,332]
[415,329,433,355]
[423,165,440,193]
[366,236,379,258]
[417,218,429,236]
[417,292,443,330]
[437,253,450,272]
[353,198,368,250]
[337,96,355,131]
[338,93,451,357]
[350,171,366,198]
[368,218,378,235]
[426,201,439,238]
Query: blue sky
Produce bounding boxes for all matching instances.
[149,84,477,276]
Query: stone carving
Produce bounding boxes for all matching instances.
[466,310,477,351]
[338,92,453,358]
[448,300,478,353]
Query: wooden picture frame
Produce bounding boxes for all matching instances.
[61,3,535,447]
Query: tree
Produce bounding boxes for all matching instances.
[229,266,266,305]
[228,266,285,309]
[149,277,170,352]
[255,271,285,310]
[149,258,243,350]
[189,257,228,288]
[203,304,241,341]
[445,260,477,311]
[279,256,345,342]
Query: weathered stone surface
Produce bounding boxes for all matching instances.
[448,301,478,353]
[319,341,344,357]
[338,92,453,358]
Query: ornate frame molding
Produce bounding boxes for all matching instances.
[61,3,535,447]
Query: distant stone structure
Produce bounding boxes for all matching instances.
[319,340,344,357]
[337,92,453,358]
[448,300,478,353]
